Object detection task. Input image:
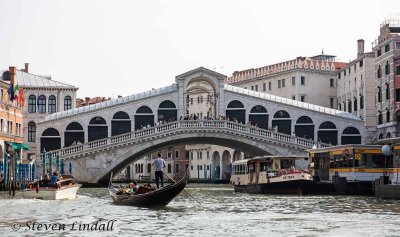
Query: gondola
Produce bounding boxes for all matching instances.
[108,170,189,206]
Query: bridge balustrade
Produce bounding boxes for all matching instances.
[39,120,330,161]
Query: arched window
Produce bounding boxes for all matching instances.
[64,96,72,111]
[226,100,245,124]
[112,111,131,136]
[377,65,382,78]
[28,95,36,113]
[341,126,361,145]
[386,84,390,100]
[40,128,61,152]
[353,97,357,112]
[385,61,390,75]
[48,95,56,114]
[38,95,46,113]
[28,122,36,142]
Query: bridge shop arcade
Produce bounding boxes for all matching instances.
[309,144,400,195]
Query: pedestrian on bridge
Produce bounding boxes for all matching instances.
[152,153,166,189]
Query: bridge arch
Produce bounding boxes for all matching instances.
[318,121,338,145]
[341,126,361,145]
[295,116,314,140]
[221,150,231,181]
[112,111,131,136]
[40,128,61,152]
[248,105,268,129]
[135,106,154,130]
[64,122,84,146]
[272,110,291,135]
[157,100,177,122]
[226,100,245,124]
[88,116,108,142]
[212,151,221,180]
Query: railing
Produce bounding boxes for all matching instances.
[40,120,330,160]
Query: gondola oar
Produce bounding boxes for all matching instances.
[163,171,202,205]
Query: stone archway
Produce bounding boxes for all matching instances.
[221,150,231,181]
[212,151,221,181]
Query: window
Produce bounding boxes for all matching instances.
[147,164,151,173]
[48,95,56,114]
[338,72,341,79]
[330,98,334,108]
[397,65,400,76]
[348,100,352,113]
[360,95,364,109]
[255,85,258,91]
[338,101,341,110]
[64,96,72,111]
[244,87,247,89]
[378,87,382,102]
[167,164,171,173]
[282,79,285,87]
[300,95,305,102]
[207,152,210,159]
[263,83,266,91]
[385,44,390,52]
[348,68,351,74]
[278,80,281,88]
[28,95,36,113]
[301,76,305,85]
[330,79,334,87]
[359,60,363,67]
[268,82,272,90]
[8,121,12,135]
[397,89,400,102]
[185,151,190,159]
[292,96,295,100]
[292,77,295,85]
[38,95,46,113]
[354,64,356,72]
[190,165,193,171]
[353,97,357,112]
[0,119,3,133]
[197,97,200,103]
[344,70,347,76]
[175,150,179,159]
[0,89,3,101]
[175,164,179,173]
[386,84,390,100]
[378,113,383,125]
[200,96,203,103]
[377,49,381,57]
[378,65,382,78]
[386,110,390,122]
[385,61,390,75]
[251,86,254,91]
[167,149,172,159]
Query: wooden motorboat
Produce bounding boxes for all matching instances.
[109,171,189,206]
[23,175,81,200]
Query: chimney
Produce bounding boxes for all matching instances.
[24,63,29,73]
[85,97,90,103]
[357,39,364,57]
[9,66,16,85]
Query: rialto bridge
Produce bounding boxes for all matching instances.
[35,67,365,183]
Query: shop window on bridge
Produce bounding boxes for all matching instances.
[318,121,338,145]
[295,116,314,140]
[248,105,268,129]
[135,106,154,130]
[40,128,61,152]
[112,111,131,136]
[158,100,177,123]
[88,116,108,142]
[272,110,291,135]
[226,100,245,124]
[65,122,84,147]
[341,127,361,145]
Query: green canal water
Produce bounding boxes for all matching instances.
[1,184,400,236]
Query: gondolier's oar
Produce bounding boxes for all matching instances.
[163,171,202,205]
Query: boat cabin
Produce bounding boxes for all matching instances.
[309,144,400,183]
[230,156,309,186]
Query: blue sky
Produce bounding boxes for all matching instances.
[0,0,399,98]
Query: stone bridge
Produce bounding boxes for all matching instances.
[35,67,366,183]
[37,120,330,183]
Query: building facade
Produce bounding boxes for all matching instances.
[337,40,376,142]
[226,54,347,109]
[373,19,400,139]
[1,64,78,160]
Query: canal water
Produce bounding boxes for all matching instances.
[1,184,400,237]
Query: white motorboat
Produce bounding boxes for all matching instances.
[23,176,81,200]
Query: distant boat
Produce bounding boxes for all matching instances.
[231,155,314,194]
[109,171,189,206]
[23,175,81,200]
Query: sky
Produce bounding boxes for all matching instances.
[0,0,399,98]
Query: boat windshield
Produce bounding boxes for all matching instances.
[280,159,295,169]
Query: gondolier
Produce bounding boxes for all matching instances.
[152,153,166,189]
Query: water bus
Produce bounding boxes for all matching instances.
[230,155,314,194]
[23,175,81,200]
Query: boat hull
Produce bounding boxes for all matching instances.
[234,179,315,194]
[109,171,189,206]
[22,185,81,200]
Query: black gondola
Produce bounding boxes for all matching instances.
[108,171,189,206]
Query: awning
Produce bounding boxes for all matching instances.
[6,142,30,151]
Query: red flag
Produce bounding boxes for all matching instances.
[19,88,25,107]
